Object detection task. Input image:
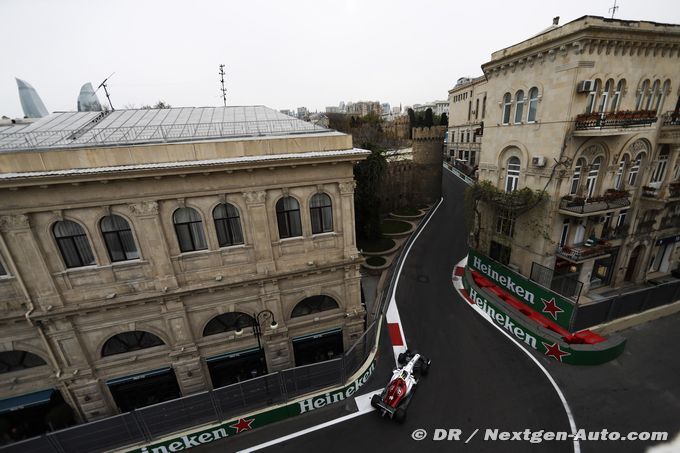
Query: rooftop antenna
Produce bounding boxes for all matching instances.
[219,64,227,107]
[96,72,115,111]
[609,0,619,18]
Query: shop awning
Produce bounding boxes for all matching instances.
[0,389,54,414]
[106,367,172,386]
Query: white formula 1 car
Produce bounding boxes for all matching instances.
[371,350,431,423]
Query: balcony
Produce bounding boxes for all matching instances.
[634,219,657,236]
[639,183,680,207]
[656,111,679,144]
[559,190,630,217]
[573,110,657,136]
[556,241,614,264]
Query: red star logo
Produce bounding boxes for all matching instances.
[542,342,570,362]
[230,417,255,433]
[541,297,564,320]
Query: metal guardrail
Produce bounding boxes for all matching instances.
[574,111,657,130]
[443,162,475,186]
[0,196,443,453]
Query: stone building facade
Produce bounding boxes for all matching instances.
[0,106,368,429]
[448,16,680,299]
[447,76,487,172]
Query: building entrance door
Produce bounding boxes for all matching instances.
[625,245,642,281]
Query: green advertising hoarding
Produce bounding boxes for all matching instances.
[467,249,575,331]
[462,270,625,366]
[127,361,376,453]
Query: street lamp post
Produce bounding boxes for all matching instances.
[251,309,278,351]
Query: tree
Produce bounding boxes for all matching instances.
[141,101,172,109]
[424,108,434,127]
[440,112,448,125]
[354,146,387,240]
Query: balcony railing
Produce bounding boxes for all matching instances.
[661,111,680,127]
[574,110,658,131]
[640,183,680,202]
[559,190,630,215]
[556,241,614,263]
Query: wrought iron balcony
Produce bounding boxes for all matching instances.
[556,241,614,263]
[574,110,658,131]
[559,190,630,216]
[639,183,680,205]
[661,111,680,127]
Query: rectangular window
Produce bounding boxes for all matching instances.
[651,153,669,183]
[489,241,511,265]
[495,210,515,237]
[559,219,570,247]
[617,209,628,227]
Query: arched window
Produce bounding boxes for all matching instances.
[0,350,46,373]
[505,157,521,192]
[656,80,671,113]
[514,90,525,124]
[53,220,95,268]
[614,155,628,190]
[203,312,255,336]
[502,93,512,124]
[611,79,625,112]
[173,208,207,252]
[570,158,585,195]
[213,203,244,247]
[101,331,165,357]
[586,156,602,198]
[646,80,660,111]
[651,146,670,184]
[527,87,539,122]
[276,196,302,239]
[628,153,645,186]
[599,79,613,112]
[585,79,600,114]
[100,215,139,262]
[310,193,333,234]
[636,79,650,110]
[291,295,339,318]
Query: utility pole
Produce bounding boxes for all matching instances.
[219,64,227,107]
[609,0,619,19]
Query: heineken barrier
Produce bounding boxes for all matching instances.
[126,361,377,453]
[463,270,625,365]
[467,250,575,331]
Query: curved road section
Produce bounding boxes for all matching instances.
[246,171,575,452]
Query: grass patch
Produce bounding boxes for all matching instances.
[358,237,396,253]
[393,207,421,216]
[380,219,412,234]
[365,256,386,267]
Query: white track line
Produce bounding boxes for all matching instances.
[387,196,444,361]
[239,198,444,452]
[452,257,581,453]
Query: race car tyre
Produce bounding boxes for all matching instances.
[394,407,406,423]
[371,394,381,409]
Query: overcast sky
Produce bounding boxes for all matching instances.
[2,0,679,117]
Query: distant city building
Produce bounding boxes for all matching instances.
[413,100,449,116]
[297,106,309,119]
[346,101,381,116]
[325,106,341,113]
[15,78,48,118]
[77,83,103,112]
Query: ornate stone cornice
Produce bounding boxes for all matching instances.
[128,201,159,217]
[0,214,30,231]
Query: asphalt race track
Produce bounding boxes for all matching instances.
[244,171,575,453]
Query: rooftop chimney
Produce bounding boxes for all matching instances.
[553,16,560,26]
